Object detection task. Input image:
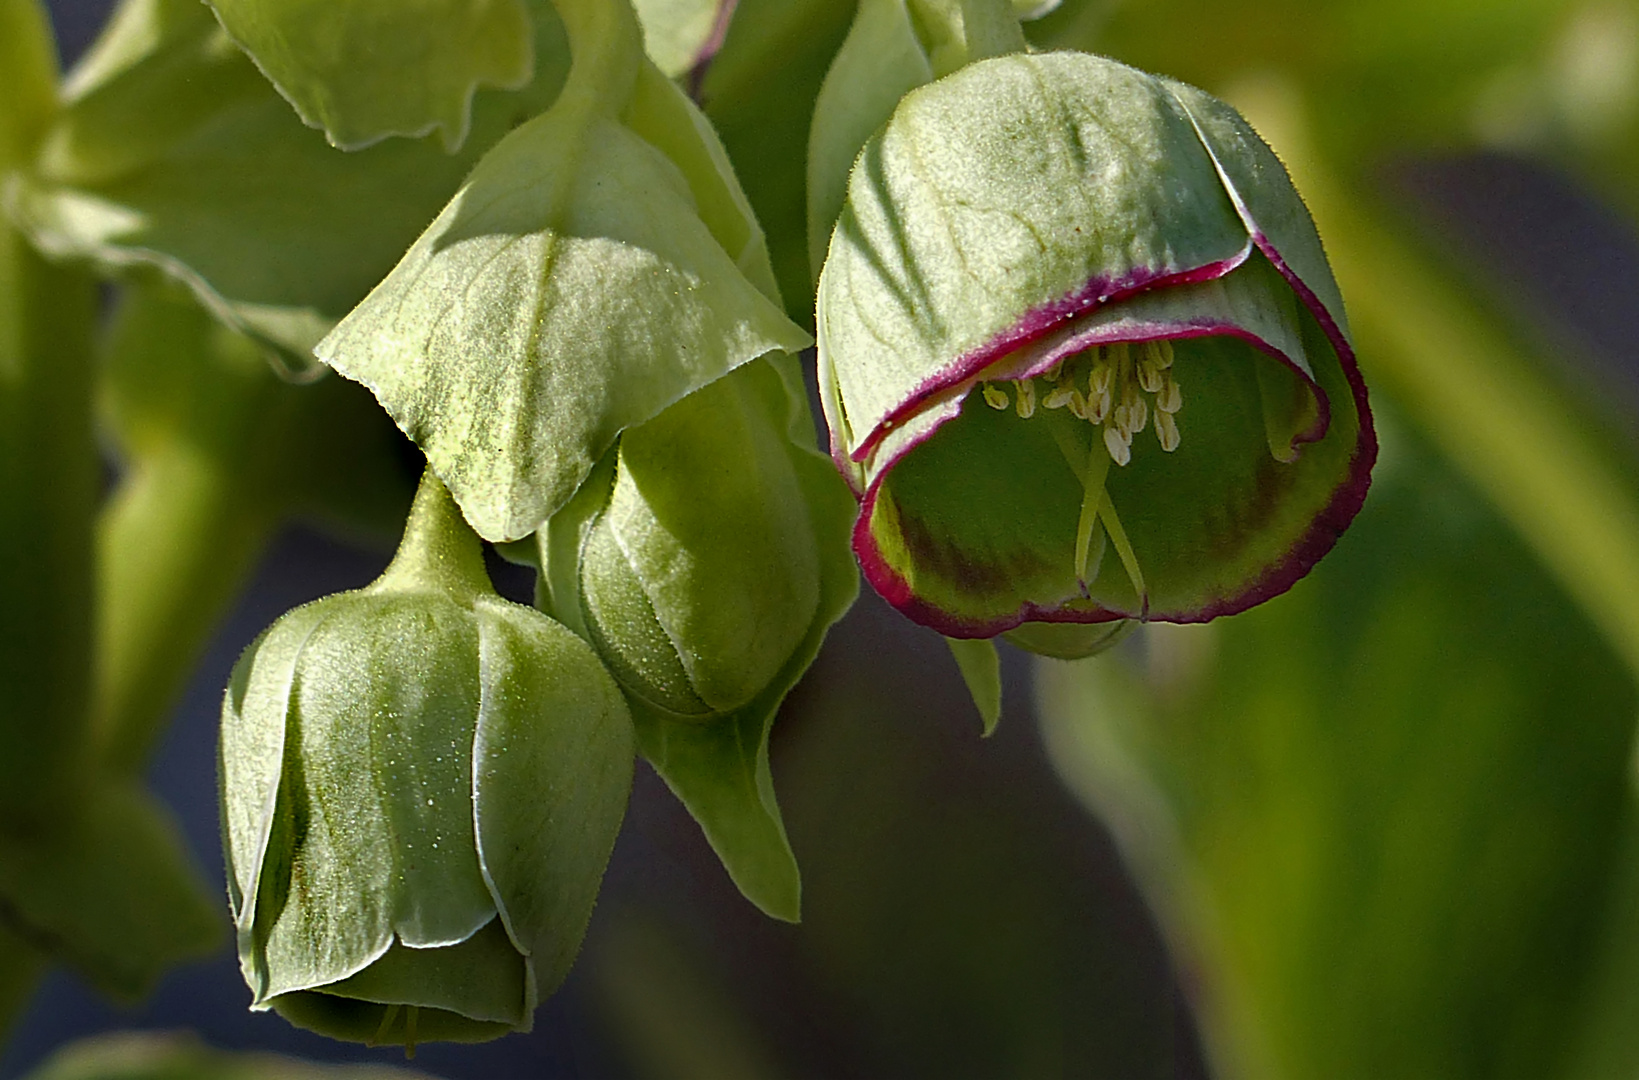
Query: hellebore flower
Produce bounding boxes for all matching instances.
[816,52,1374,643]
[219,473,633,1049]
[535,356,857,921]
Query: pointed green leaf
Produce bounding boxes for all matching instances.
[206,0,534,151]
[623,363,857,921]
[944,636,1001,735]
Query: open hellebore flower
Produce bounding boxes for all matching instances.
[817,53,1374,646]
[220,474,633,1049]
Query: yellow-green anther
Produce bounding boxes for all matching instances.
[1013,378,1036,418]
[1156,408,1180,452]
[1157,372,1182,414]
[1043,381,1078,410]
[982,383,1009,410]
[1137,351,1164,393]
[1103,422,1132,466]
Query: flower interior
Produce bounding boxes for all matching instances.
[862,305,1363,634]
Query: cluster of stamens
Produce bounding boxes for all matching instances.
[980,340,1182,465]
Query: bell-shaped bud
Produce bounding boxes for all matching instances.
[574,364,823,719]
[817,52,1374,647]
[220,473,633,1049]
[538,357,857,921]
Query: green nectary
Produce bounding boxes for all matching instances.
[220,473,634,1049]
[817,51,1374,643]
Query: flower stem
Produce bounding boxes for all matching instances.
[94,445,272,775]
[957,0,1027,61]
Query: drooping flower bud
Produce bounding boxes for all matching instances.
[817,52,1374,645]
[571,363,824,719]
[220,472,633,1049]
[537,356,857,921]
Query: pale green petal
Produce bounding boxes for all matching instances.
[256,594,494,1002]
[818,52,1250,456]
[219,597,337,954]
[8,0,570,360]
[206,0,533,151]
[1163,78,1352,344]
[806,0,933,280]
[318,97,809,541]
[632,0,729,78]
[472,598,634,998]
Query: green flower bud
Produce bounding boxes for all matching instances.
[220,473,633,1049]
[817,53,1374,648]
[573,361,823,720]
[537,356,857,922]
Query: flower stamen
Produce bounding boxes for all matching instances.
[1013,379,1036,418]
[977,335,1183,470]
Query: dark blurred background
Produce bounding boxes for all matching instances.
[11,1,1639,1078]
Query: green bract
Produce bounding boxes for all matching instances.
[205,0,534,152]
[318,0,810,543]
[538,357,858,921]
[817,52,1374,641]
[221,474,634,1048]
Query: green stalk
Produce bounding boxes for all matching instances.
[0,0,95,819]
[0,232,97,817]
[957,0,1027,61]
[94,446,273,776]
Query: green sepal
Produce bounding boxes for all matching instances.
[7,0,571,362]
[319,5,808,542]
[471,594,635,999]
[805,0,1026,281]
[944,636,1002,736]
[205,0,534,152]
[632,0,731,78]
